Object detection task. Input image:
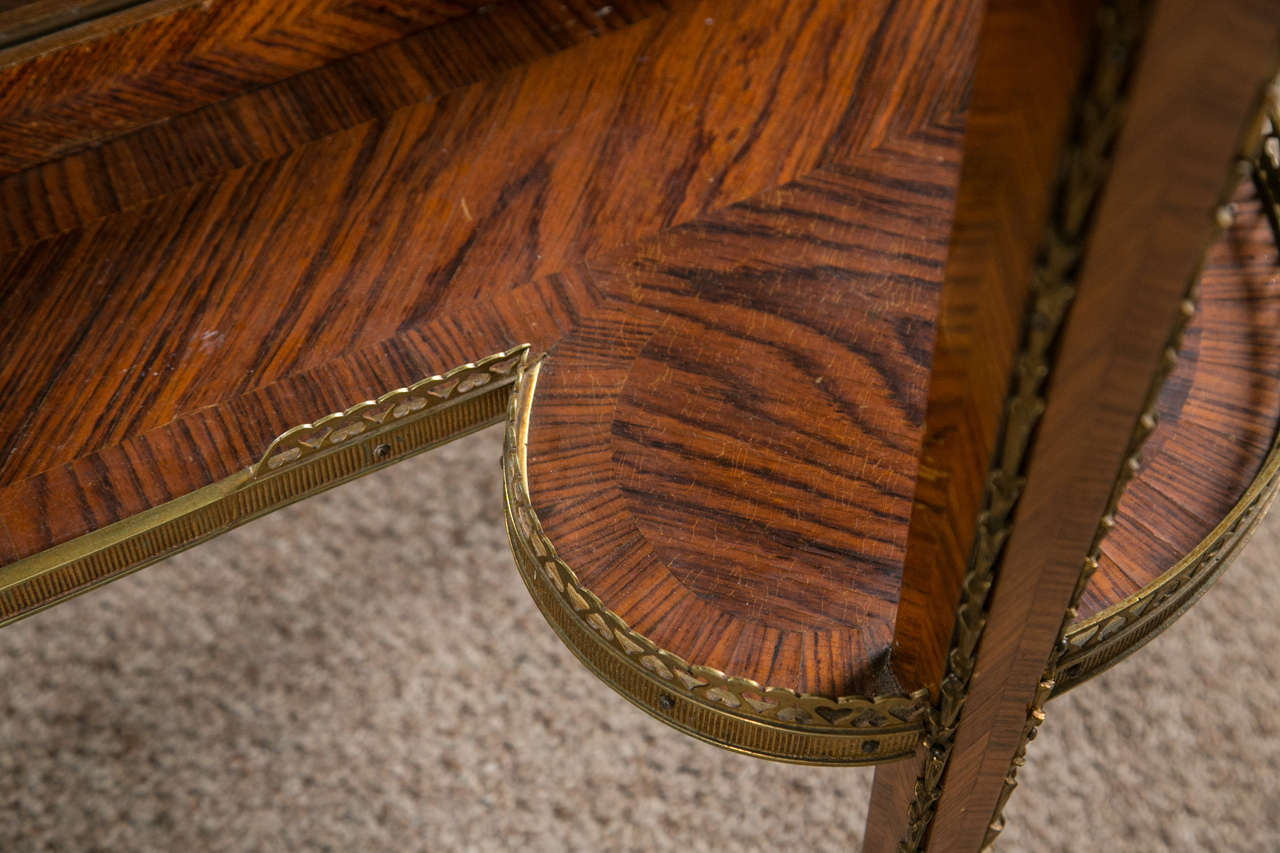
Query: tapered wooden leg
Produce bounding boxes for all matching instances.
[864,0,1278,849]
[863,755,923,852]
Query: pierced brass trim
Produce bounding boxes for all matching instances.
[980,75,1280,852]
[502,356,929,766]
[1054,428,1280,693]
[0,347,527,627]
[897,2,1156,848]
[1049,91,1280,694]
[252,350,522,476]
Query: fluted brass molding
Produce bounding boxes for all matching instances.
[0,348,525,626]
[501,356,930,765]
[896,1,1156,849]
[980,76,1280,853]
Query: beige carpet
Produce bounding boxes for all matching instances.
[2,427,1277,851]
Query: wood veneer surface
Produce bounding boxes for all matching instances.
[0,0,148,51]
[0,0,493,175]
[1,0,1277,704]
[525,162,958,696]
[1087,186,1280,618]
[886,0,1100,691]
[0,0,982,700]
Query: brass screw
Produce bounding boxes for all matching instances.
[373,443,391,460]
[658,694,675,712]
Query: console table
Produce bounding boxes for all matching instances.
[2,1,1277,850]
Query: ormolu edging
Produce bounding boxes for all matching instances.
[0,347,526,626]
[1055,414,1280,695]
[502,356,930,766]
[1052,87,1280,696]
[2,338,1274,761]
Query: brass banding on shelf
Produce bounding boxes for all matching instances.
[980,66,1280,853]
[0,347,527,626]
[502,355,930,766]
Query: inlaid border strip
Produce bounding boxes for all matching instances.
[895,1,1157,848]
[979,71,1280,853]
[0,347,526,626]
[502,356,930,766]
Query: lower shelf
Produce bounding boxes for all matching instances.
[1,193,1275,764]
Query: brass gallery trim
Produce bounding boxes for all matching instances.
[503,355,931,766]
[0,337,1273,767]
[980,69,1280,853]
[898,1,1155,848]
[1054,427,1280,693]
[0,347,527,627]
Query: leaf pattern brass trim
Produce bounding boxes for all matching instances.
[897,1,1156,848]
[0,348,527,626]
[502,356,930,766]
[253,351,522,475]
[979,73,1280,853]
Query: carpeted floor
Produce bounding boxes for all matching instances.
[2,427,1277,851]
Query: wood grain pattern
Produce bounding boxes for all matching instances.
[0,0,145,50]
[0,0,976,559]
[1087,183,1280,617]
[1,0,1277,796]
[0,0,491,175]
[864,0,1100,839]
[916,0,1278,848]
[0,0,987,701]
[886,0,1099,694]
[517,0,983,697]
[0,0,666,254]
[526,159,961,696]
[0,1,685,507]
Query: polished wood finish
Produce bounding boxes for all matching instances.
[0,0,490,175]
[521,0,980,697]
[526,162,959,697]
[2,0,1277,689]
[0,0,144,51]
[0,0,982,637]
[2,0,1279,840]
[867,0,1279,848]
[865,0,1099,837]
[1089,185,1280,617]
[0,0,990,698]
[864,180,1280,843]
[888,0,1098,696]
[0,0,674,558]
[0,0,664,254]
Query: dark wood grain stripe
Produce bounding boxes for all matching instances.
[0,0,670,254]
[0,0,497,176]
